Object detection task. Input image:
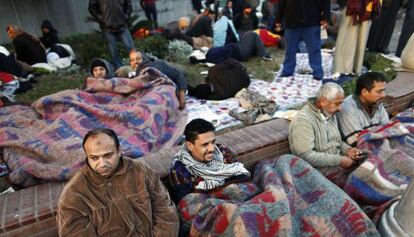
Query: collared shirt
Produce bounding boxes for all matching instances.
[57,157,179,237]
[337,94,389,145]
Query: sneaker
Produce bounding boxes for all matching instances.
[261,53,274,61]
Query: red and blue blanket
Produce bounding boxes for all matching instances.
[178,155,379,236]
[0,67,187,187]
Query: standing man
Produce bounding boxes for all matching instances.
[89,0,135,69]
[333,0,381,75]
[140,0,158,30]
[57,128,179,236]
[396,0,414,57]
[275,0,330,80]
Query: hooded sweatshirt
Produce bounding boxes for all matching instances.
[89,58,114,79]
[40,20,60,48]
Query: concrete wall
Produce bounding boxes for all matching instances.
[0,0,193,44]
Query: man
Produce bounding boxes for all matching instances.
[89,58,114,79]
[169,118,250,203]
[88,0,135,69]
[140,0,158,30]
[337,72,389,146]
[333,0,381,75]
[57,128,179,236]
[233,3,259,32]
[289,82,365,169]
[396,0,414,57]
[130,50,187,110]
[275,0,330,80]
[186,9,216,38]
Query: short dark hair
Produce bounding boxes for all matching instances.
[355,72,386,95]
[82,128,120,151]
[184,119,215,143]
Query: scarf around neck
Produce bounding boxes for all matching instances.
[175,144,250,190]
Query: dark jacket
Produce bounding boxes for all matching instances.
[57,157,179,237]
[40,20,60,48]
[186,15,213,37]
[13,34,46,65]
[137,53,187,90]
[88,0,132,32]
[233,12,259,32]
[276,0,331,28]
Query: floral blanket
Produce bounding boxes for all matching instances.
[343,109,414,206]
[0,68,187,187]
[178,155,379,237]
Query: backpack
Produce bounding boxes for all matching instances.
[206,58,250,100]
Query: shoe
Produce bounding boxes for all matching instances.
[261,53,274,61]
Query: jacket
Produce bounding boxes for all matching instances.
[276,0,331,28]
[137,53,187,90]
[13,34,46,65]
[289,99,351,167]
[40,20,60,48]
[88,0,132,32]
[57,157,179,237]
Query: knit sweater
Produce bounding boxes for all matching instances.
[289,99,351,167]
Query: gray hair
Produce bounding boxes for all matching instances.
[316,82,344,101]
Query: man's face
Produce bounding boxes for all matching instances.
[130,51,143,71]
[92,66,107,78]
[42,27,50,34]
[187,131,216,163]
[84,133,121,177]
[244,8,252,15]
[361,81,386,105]
[320,93,345,116]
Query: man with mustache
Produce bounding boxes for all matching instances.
[289,82,365,170]
[337,72,389,146]
[169,118,250,204]
[57,128,179,236]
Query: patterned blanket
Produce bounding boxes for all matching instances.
[0,67,187,187]
[343,108,414,208]
[178,155,379,236]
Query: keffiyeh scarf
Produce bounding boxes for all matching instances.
[175,144,250,190]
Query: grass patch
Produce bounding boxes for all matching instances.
[15,73,85,103]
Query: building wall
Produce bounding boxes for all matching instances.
[0,0,193,44]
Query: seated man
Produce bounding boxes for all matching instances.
[289,82,366,170]
[186,8,215,38]
[169,118,250,204]
[130,50,187,109]
[57,128,179,236]
[89,58,113,79]
[337,72,389,146]
[170,119,380,236]
[6,25,46,71]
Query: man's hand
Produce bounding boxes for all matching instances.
[346,147,365,161]
[320,20,328,29]
[178,90,186,110]
[340,156,355,169]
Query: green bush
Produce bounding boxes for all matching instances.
[364,52,397,81]
[134,34,169,59]
[63,32,111,68]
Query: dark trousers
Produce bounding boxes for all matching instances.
[188,84,212,99]
[238,31,267,61]
[396,0,414,56]
[143,3,158,29]
[282,26,323,79]
[367,0,400,52]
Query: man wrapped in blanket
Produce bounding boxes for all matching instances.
[169,119,380,236]
[169,118,251,204]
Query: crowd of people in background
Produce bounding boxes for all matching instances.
[1,0,414,236]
